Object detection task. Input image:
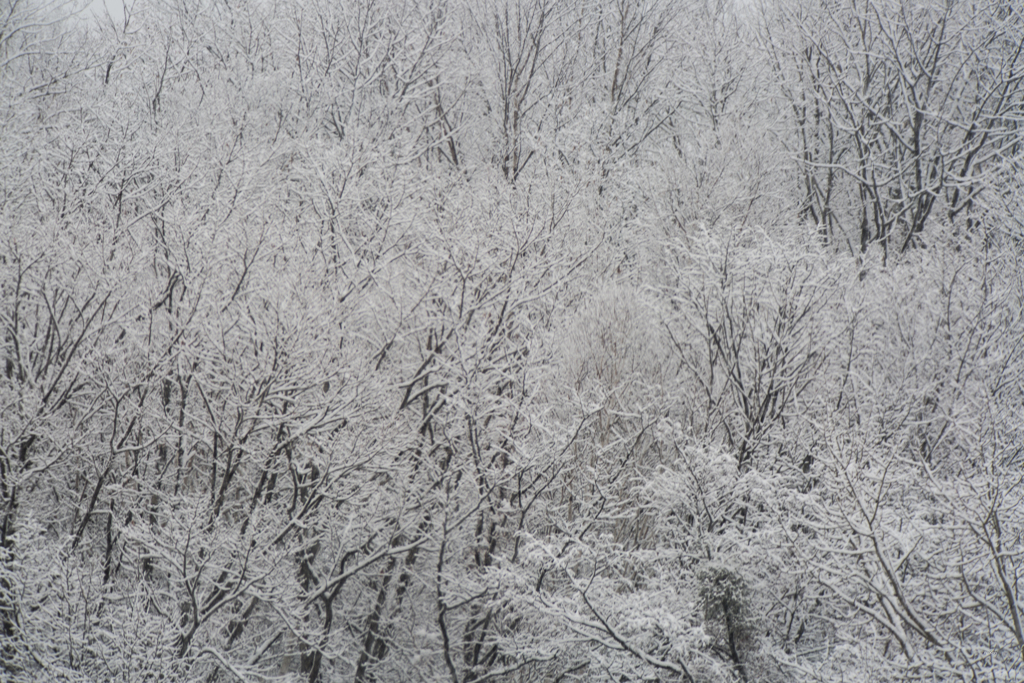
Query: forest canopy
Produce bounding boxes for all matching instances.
[1,0,1022,681]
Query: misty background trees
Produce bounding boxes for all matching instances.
[1,0,1022,680]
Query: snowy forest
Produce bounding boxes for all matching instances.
[1,0,1022,680]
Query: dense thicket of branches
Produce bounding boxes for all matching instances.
[1,0,1022,681]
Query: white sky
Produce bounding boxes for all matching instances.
[81,0,127,26]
